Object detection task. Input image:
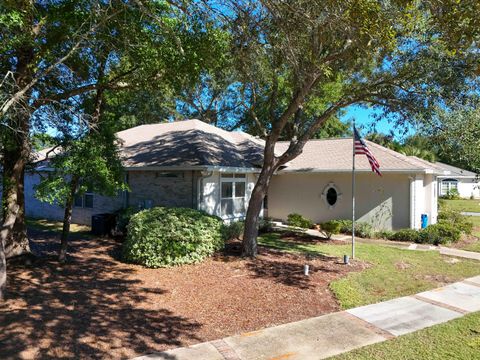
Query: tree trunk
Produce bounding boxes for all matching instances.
[59,176,79,262]
[242,138,278,257]
[5,164,30,258]
[0,185,20,301]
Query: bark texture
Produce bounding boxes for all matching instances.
[59,176,79,262]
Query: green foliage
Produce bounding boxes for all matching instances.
[287,213,313,229]
[338,220,374,238]
[258,217,274,234]
[222,221,244,241]
[122,207,225,268]
[440,188,461,200]
[113,207,138,236]
[34,120,128,206]
[438,208,473,235]
[418,223,461,245]
[388,229,420,243]
[375,230,395,239]
[320,220,342,239]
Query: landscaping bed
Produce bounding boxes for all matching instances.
[0,225,365,359]
[259,232,480,309]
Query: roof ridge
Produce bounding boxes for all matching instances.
[277,137,352,144]
[365,140,434,169]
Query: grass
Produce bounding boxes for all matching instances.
[26,218,92,236]
[330,311,480,360]
[443,199,480,213]
[466,215,480,229]
[259,233,480,309]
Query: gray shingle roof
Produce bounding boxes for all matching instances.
[434,162,478,178]
[116,119,265,169]
[274,139,444,173]
[35,120,445,174]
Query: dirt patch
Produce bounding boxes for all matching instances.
[395,261,411,270]
[450,233,480,250]
[0,230,365,359]
[415,274,454,286]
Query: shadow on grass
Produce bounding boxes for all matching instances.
[258,232,333,258]
[1,229,201,359]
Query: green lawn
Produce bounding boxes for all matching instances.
[458,216,480,253]
[467,215,480,229]
[443,199,480,213]
[330,311,480,360]
[26,218,92,236]
[259,233,480,309]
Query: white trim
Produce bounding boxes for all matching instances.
[320,182,343,209]
[219,173,247,219]
[276,169,445,175]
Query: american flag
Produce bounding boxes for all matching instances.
[354,127,382,176]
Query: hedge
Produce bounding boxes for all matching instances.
[122,207,225,268]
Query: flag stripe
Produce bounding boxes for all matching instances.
[354,127,382,176]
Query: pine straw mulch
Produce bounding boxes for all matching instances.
[0,229,367,360]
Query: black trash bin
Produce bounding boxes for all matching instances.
[91,213,115,236]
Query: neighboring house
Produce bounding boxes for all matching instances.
[434,162,479,199]
[25,120,447,230]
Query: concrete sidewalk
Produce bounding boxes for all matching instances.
[133,276,480,360]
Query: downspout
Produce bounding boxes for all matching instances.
[197,171,213,211]
[408,175,416,229]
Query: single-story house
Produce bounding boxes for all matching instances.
[25,119,447,230]
[433,162,479,199]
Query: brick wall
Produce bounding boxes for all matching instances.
[127,170,197,209]
[23,170,198,226]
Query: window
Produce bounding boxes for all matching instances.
[441,179,458,196]
[220,173,246,218]
[321,182,342,209]
[74,192,94,209]
[326,187,338,206]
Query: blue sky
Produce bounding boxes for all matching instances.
[341,105,416,140]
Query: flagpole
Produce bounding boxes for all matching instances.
[352,120,356,259]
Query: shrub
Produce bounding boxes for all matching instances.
[122,207,225,268]
[440,188,461,200]
[390,229,420,242]
[113,207,138,236]
[287,213,313,229]
[222,221,244,240]
[338,220,374,238]
[338,220,353,233]
[258,217,274,233]
[418,223,461,245]
[320,220,341,239]
[375,230,395,239]
[438,208,473,235]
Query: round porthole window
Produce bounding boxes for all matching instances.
[321,183,342,209]
[326,187,338,206]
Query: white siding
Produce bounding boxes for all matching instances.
[198,171,258,221]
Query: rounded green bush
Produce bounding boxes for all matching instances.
[122,207,225,268]
[338,220,374,238]
[390,228,420,242]
[419,223,461,245]
[320,220,341,239]
[287,213,313,229]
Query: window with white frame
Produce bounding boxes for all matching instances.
[220,173,246,218]
[441,179,458,195]
[74,191,94,209]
